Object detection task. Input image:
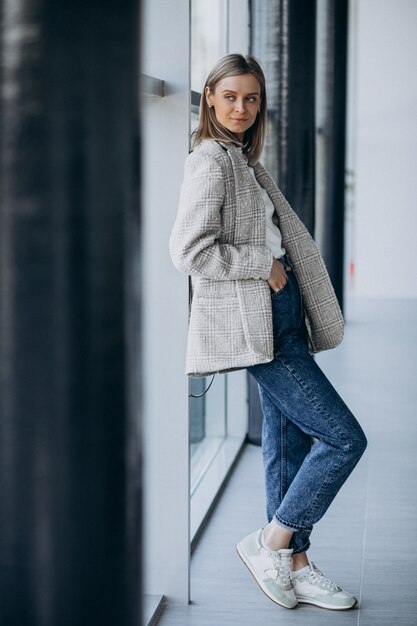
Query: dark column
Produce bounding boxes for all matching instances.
[315,0,349,309]
[0,1,142,624]
[251,0,316,235]
[249,0,317,445]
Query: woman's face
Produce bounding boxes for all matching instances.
[205,73,261,141]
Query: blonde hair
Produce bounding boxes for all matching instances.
[192,53,267,166]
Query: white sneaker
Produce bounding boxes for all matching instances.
[236,529,297,609]
[292,562,358,610]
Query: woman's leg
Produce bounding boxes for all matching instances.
[258,382,312,554]
[238,258,366,609]
[248,332,367,536]
[247,256,367,542]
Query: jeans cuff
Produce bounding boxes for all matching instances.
[273,513,313,533]
[291,538,311,554]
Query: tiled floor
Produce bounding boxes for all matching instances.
[158,298,417,626]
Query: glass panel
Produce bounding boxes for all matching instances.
[189,0,230,539]
[191,0,228,93]
[190,107,199,136]
[189,375,227,495]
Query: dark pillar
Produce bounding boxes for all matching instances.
[251,0,316,235]
[315,0,349,309]
[0,1,142,624]
[249,0,317,445]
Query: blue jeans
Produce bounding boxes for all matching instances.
[247,254,367,554]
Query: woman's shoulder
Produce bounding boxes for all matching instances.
[183,139,231,173]
[191,138,230,158]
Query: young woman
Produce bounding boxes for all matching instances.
[169,53,367,611]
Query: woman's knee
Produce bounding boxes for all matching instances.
[357,428,368,458]
[347,423,367,461]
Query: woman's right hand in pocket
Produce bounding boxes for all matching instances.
[268,258,292,292]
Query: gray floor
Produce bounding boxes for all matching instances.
[158,298,417,626]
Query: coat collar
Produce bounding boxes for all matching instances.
[215,139,250,162]
[211,140,282,212]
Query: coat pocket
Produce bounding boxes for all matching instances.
[191,276,237,298]
[186,289,247,368]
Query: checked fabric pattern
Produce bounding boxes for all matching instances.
[169,139,344,377]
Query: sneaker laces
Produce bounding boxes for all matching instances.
[308,563,340,591]
[271,553,293,587]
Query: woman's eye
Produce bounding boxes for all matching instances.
[224,95,257,102]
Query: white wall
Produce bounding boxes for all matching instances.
[142,0,191,604]
[353,0,417,298]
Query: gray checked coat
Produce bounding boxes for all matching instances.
[169,138,344,377]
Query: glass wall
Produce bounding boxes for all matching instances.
[191,0,229,93]
[142,0,250,610]
[189,0,249,542]
[189,376,226,496]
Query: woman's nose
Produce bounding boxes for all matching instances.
[235,99,246,112]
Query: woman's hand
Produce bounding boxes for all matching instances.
[268,258,292,292]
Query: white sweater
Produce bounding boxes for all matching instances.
[247,163,286,260]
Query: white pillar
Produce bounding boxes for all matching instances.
[142,0,191,604]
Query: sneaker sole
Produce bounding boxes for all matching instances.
[296,596,358,610]
[236,544,297,610]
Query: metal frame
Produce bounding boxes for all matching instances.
[142,73,165,97]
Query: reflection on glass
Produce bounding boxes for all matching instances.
[191,107,199,137]
[189,375,227,494]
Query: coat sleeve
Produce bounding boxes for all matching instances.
[169,151,274,280]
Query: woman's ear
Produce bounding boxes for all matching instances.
[205,86,212,107]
